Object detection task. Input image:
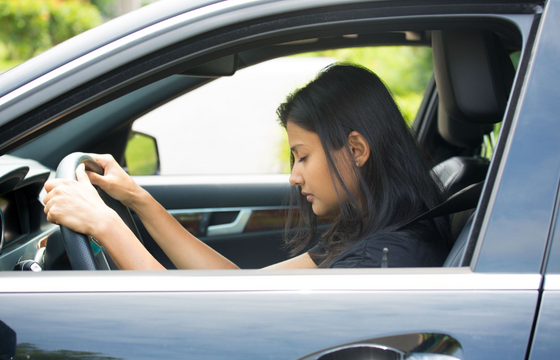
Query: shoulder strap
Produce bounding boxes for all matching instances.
[403,181,484,227]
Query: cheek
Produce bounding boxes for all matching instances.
[312,161,339,204]
[332,153,360,198]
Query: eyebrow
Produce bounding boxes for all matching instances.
[290,144,304,152]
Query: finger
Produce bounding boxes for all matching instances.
[44,197,53,215]
[45,209,59,225]
[86,171,105,186]
[44,179,64,193]
[43,191,58,215]
[76,163,91,184]
[43,191,52,208]
[88,153,115,168]
[43,183,64,210]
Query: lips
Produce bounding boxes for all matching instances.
[302,192,313,202]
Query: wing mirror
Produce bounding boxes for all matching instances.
[124,131,161,175]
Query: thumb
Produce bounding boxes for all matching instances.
[76,163,91,184]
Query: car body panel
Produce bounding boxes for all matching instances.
[0,270,540,360]
[528,275,560,360]
[472,0,560,274]
[0,0,556,359]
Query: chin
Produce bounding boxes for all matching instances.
[311,204,323,217]
[311,204,331,218]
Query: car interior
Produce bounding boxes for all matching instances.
[0,4,527,272]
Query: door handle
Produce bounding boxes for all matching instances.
[206,209,253,237]
[299,343,461,360]
[300,344,405,360]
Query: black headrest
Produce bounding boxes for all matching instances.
[433,30,515,124]
[438,104,494,148]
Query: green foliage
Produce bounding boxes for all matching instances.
[510,50,521,70]
[0,0,51,59]
[295,46,433,123]
[90,0,117,19]
[0,42,23,71]
[49,0,103,46]
[0,0,102,60]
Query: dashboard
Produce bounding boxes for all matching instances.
[0,155,56,271]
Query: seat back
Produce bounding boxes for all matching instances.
[431,30,515,265]
[432,156,489,197]
[443,213,474,267]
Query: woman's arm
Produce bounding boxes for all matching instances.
[44,156,238,270]
[127,186,238,269]
[263,253,317,269]
[93,214,166,270]
[88,154,238,269]
[45,154,312,270]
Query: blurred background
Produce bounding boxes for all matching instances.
[1,0,434,175]
[0,0,158,72]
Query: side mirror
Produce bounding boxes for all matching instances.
[124,131,161,175]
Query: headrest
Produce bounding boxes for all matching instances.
[438,102,494,148]
[432,30,515,124]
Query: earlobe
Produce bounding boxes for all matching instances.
[348,131,370,167]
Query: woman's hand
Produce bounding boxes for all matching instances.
[44,163,119,238]
[85,154,144,209]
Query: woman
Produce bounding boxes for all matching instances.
[43,64,450,270]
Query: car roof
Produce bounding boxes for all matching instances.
[0,0,218,98]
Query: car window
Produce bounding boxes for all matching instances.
[127,47,433,176]
[130,57,332,176]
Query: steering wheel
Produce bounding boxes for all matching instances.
[55,152,143,270]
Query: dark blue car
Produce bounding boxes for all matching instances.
[0,0,558,359]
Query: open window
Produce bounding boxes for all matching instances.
[3,1,534,272]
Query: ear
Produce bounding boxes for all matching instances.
[347,131,370,168]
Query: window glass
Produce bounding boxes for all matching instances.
[131,47,433,176]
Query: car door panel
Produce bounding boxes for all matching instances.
[0,272,540,360]
[528,284,560,360]
[136,213,293,269]
[136,178,292,209]
[529,199,560,359]
[133,177,294,268]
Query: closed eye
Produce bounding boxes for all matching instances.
[298,156,307,163]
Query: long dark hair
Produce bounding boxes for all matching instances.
[277,63,450,267]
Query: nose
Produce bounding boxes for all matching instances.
[289,165,304,187]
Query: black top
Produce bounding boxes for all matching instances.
[308,224,449,268]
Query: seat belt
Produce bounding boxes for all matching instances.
[382,182,483,267]
[404,181,484,227]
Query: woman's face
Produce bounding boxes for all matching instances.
[287,121,357,217]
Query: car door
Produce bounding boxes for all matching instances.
[0,0,556,359]
[529,207,560,360]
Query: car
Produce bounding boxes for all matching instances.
[0,0,559,359]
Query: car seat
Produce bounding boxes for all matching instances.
[430,29,516,266]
